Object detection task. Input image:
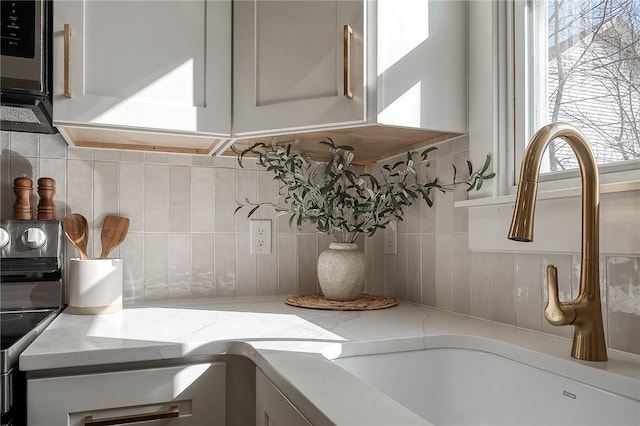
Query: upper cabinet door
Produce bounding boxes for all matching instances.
[233,0,365,137]
[53,0,231,136]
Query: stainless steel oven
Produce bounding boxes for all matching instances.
[0,0,55,134]
[0,220,63,426]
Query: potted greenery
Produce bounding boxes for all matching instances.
[234,139,495,301]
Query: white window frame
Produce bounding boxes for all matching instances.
[462,0,640,256]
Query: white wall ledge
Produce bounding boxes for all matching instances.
[457,181,640,256]
[455,180,640,209]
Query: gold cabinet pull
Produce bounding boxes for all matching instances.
[343,24,353,99]
[83,405,179,426]
[64,24,71,98]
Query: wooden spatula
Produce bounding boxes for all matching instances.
[100,215,130,259]
[63,213,89,260]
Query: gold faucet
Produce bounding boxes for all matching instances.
[508,122,607,362]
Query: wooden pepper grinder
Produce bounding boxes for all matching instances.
[13,176,33,220]
[37,177,57,220]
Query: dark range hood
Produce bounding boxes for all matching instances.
[1,0,56,134]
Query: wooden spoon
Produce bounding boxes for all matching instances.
[63,213,89,260]
[100,215,130,259]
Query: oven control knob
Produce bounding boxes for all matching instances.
[0,229,9,248]
[21,227,47,249]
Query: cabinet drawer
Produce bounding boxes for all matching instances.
[256,368,312,426]
[28,362,225,426]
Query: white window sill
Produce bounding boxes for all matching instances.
[456,180,640,256]
[455,180,640,208]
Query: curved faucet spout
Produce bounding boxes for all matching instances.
[508,122,607,362]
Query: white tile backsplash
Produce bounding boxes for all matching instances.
[119,162,144,232]
[169,165,191,232]
[191,166,215,232]
[39,133,67,158]
[297,234,318,294]
[0,154,11,219]
[120,232,144,302]
[452,233,471,314]
[2,131,638,356]
[119,150,144,163]
[168,233,192,299]
[235,168,257,233]
[514,253,543,331]
[144,164,170,232]
[214,233,236,297]
[235,232,257,297]
[407,234,422,303]
[434,158,455,234]
[434,234,453,309]
[67,146,93,161]
[492,252,516,326]
[1,131,10,150]
[257,234,279,296]
[214,168,236,232]
[191,233,215,298]
[365,232,384,295]
[395,233,409,300]
[93,161,120,231]
[66,159,93,219]
[94,149,120,162]
[277,233,298,295]
[420,234,436,306]
[144,233,169,300]
[10,132,39,157]
[470,252,493,320]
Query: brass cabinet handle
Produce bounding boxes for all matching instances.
[63,24,71,98]
[343,24,353,99]
[83,405,179,426]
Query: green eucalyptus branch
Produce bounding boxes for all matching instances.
[232,138,495,243]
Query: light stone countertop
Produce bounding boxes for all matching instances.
[21,297,640,426]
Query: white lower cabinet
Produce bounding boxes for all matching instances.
[256,369,312,426]
[27,362,225,426]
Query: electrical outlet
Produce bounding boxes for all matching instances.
[250,219,272,254]
[384,224,397,255]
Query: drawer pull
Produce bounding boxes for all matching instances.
[83,405,179,425]
[64,24,71,98]
[343,24,353,99]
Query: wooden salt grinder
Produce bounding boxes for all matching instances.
[37,177,57,220]
[13,176,33,220]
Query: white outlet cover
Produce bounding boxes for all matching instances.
[250,219,272,254]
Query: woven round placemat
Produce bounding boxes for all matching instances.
[284,293,398,311]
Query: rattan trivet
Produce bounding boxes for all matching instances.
[285,293,398,311]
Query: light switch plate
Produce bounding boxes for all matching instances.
[384,224,397,255]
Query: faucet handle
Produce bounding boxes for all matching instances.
[544,264,577,326]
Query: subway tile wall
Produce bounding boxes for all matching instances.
[1,131,335,302]
[2,131,638,355]
[378,135,640,355]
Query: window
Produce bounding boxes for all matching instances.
[464,1,639,255]
[525,0,640,175]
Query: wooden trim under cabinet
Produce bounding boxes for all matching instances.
[57,125,226,155]
[222,125,462,165]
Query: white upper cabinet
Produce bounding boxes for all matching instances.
[53,0,231,153]
[373,0,467,134]
[233,0,365,137]
[229,0,467,163]
[51,0,466,158]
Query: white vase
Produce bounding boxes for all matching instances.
[317,242,367,301]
